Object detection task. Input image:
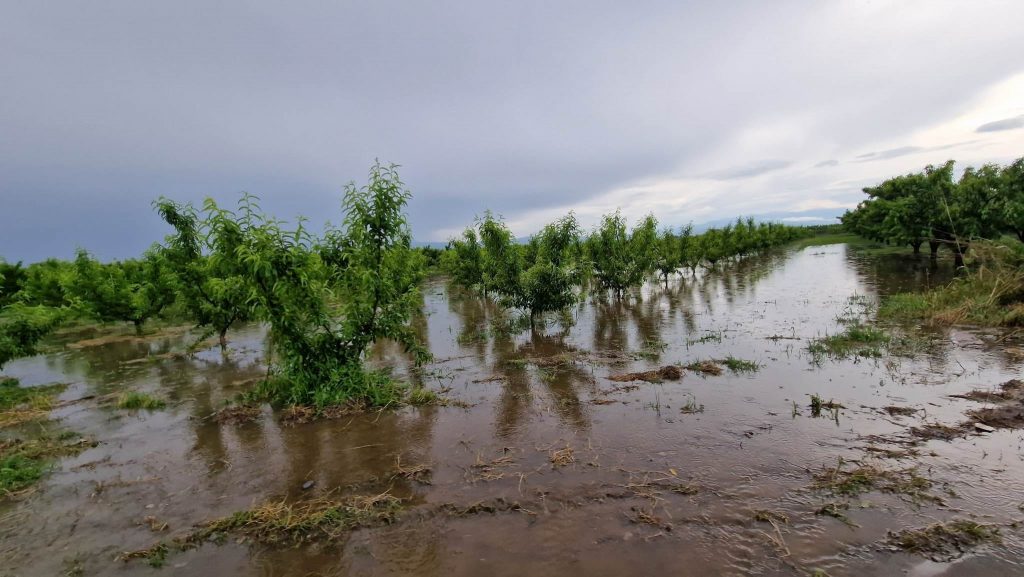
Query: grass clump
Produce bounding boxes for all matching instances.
[0,378,68,428]
[888,519,1001,561]
[716,356,759,373]
[809,394,844,419]
[811,459,937,503]
[192,492,402,545]
[406,386,439,406]
[120,492,404,565]
[249,366,443,416]
[879,241,1024,327]
[1,433,92,497]
[633,338,667,361]
[116,391,166,410]
[807,323,889,361]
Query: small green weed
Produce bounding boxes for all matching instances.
[116,392,167,410]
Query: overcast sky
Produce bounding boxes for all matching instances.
[2,1,1023,262]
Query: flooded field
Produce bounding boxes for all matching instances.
[3,243,1023,577]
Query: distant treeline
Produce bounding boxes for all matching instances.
[442,212,810,320]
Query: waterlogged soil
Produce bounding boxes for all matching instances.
[3,245,1024,576]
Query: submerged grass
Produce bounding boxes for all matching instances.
[807,324,889,360]
[811,459,938,503]
[888,519,1001,562]
[120,492,405,565]
[879,241,1024,327]
[0,378,68,428]
[716,356,759,373]
[116,391,167,410]
[1,432,93,497]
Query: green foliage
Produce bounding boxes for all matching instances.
[445,227,484,292]
[512,214,582,321]
[843,157,1024,263]
[478,211,523,298]
[448,212,582,325]
[0,304,64,369]
[0,260,26,306]
[0,378,66,411]
[66,249,177,334]
[653,228,680,283]
[214,162,428,408]
[19,259,74,307]
[587,211,658,298]
[1,431,88,496]
[155,197,254,351]
[1003,158,1024,242]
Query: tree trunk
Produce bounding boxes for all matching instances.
[911,241,922,255]
[1017,230,1024,243]
[133,319,144,335]
[953,243,968,269]
[929,240,940,258]
[219,327,229,355]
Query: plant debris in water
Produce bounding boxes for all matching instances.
[392,456,432,484]
[683,360,724,376]
[887,519,1001,562]
[809,394,844,419]
[607,365,682,383]
[0,378,68,428]
[549,445,575,467]
[119,492,404,565]
[811,459,938,503]
[962,379,1024,430]
[753,510,789,524]
[212,404,263,424]
[883,405,917,417]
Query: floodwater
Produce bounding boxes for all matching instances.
[2,244,1023,576]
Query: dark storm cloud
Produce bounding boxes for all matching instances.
[976,115,1024,133]
[2,1,1023,262]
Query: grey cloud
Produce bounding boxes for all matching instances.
[976,115,1024,132]
[814,160,839,168]
[2,1,1024,261]
[853,146,924,162]
[704,159,793,180]
[852,140,978,163]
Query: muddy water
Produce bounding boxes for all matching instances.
[2,244,1023,577]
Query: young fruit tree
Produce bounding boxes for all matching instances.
[155,197,254,353]
[210,163,429,408]
[587,211,658,299]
